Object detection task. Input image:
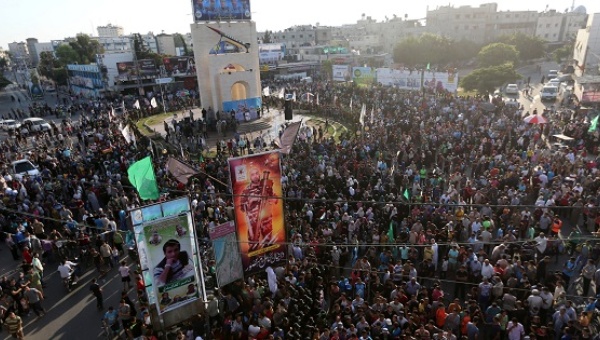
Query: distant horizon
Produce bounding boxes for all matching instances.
[1,0,597,50]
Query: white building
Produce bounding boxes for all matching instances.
[96,36,132,51]
[139,32,158,53]
[536,10,587,43]
[156,34,176,56]
[573,13,600,77]
[96,50,135,88]
[97,24,124,38]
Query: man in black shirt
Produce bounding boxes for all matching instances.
[127,317,144,339]
[89,278,104,310]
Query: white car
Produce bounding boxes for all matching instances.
[547,70,558,79]
[505,84,519,94]
[11,159,40,181]
[540,85,559,101]
[547,78,561,86]
[21,117,51,133]
[0,119,21,131]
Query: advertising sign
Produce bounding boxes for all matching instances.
[228,151,287,275]
[163,57,194,77]
[138,59,157,75]
[193,0,252,22]
[208,221,244,287]
[582,83,600,103]
[352,66,376,86]
[142,214,200,314]
[258,43,285,65]
[376,68,459,92]
[222,97,262,121]
[116,61,136,81]
[332,65,350,82]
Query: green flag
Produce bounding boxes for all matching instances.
[387,221,395,244]
[426,63,430,71]
[403,188,410,200]
[127,156,160,200]
[589,115,599,132]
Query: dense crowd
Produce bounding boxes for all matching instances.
[0,76,600,340]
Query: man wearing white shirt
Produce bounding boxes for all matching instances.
[506,318,525,340]
[481,259,494,280]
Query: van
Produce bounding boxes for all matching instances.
[540,85,558,101]
[547,70,558,80]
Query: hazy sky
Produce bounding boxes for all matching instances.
[1,0,597,49]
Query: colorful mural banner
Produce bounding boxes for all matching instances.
[162,57,195,77]
[192,0,252,22]
[208,221,244,286]
[376,68,459,92]
[352,66,376,86]
[222,97,262,121]
[140,214,201,314]
[228,151,287,275]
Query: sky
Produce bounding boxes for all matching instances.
[1,0,598,50]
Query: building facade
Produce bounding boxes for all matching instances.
[97,24,124,38]
[573,13,600,77]
[156,34,177,56]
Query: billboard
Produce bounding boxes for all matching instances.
[228,151,287,275]
[208,221,244,286]
[222,97,262,121]
[581,83,600,104]
[116,61,136,81]
[352,66,376,86]
[131,197,204,317]
[192,0,251,22]
[163,57,195,77]
[138,59,158,75]
[376,68,459,92]
[142,215,200,314]
[332,65,350,82]
[258,43,285,65]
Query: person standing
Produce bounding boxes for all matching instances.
[89,278,104,310]
[99,241,113,270]
[4,311,24,339]
[23,285,45,317]
[506,318,525,340]
[118,299,133,330]
[119,261,132,291]
[31,252,44,284]
[580,259,596,297]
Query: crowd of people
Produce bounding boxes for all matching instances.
[0,74,599,340]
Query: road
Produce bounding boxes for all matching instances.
[503,61,564,115]
[0,248,139,340]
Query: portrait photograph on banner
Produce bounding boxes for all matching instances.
[143,215,200,314]
[228,151,287,275]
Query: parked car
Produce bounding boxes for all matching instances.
[0,119,21,131]
[505,84,519,94]
[11,159,40,181]
[547,69,558,79]
[21,117,51,133]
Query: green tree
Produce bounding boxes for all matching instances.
[496,33,546,61]
[321,59,333,80]
[173,33,190,56]
[133,33,165,66]
[392,36,421,67]
[460,63,521,94]
[0,56,8,70]
[68,33,103,64]
[38,51,69,85]
[393,34,481,68]
[554,42,574,64]
[55,44,80,65]
[262,30,273,44]
[477,43,519,67]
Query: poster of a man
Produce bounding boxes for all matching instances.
[143,215,199,313]
[229,151,287,275]
[240,165,278,250]
[153,239,194,286]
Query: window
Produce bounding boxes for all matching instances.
[544,33,549,38]
[465,14,470,19]
[546,24,550,28]
[455,14,460,19]
[291,35,295,38]
[282,35,285,39]
[300,34,303,38]
[555,23,559,27]
[464,25,469,30]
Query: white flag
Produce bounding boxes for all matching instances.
[121,124,137,147]
[262,86,270,97]
[349,98,353,111]
[359,103,366,126]
[370,107,374,124]
[277,87,285,99]
[316,93,319,106]
[133,100,140,109]
[292,91,296,102]
[150,97,157,108]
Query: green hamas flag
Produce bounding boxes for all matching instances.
[387,220,395,243]
[403,188,410,200]
[127,156,160,200]
[589,115,599,133]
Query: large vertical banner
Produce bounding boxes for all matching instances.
[228,151,287,275]
[141,214,200,314]
[209,221,244,286]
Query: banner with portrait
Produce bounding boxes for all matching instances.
[352,66,376,86]
[228,151,287,275]
[222,97,261,122]
[332,65,350,82]
[192,0,252,22]
[142,214,200,314]
[163,57,194,77]
[208,221,244,286]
